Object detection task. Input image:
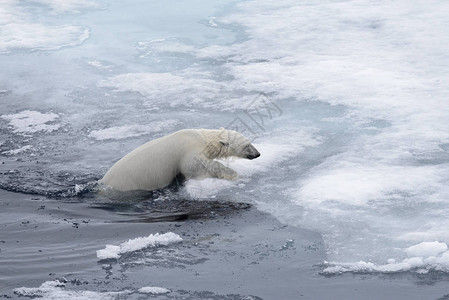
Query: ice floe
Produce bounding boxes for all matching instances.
[0,0,91,53]
[323,241,449,274]
[1,110,60,134]
[14,280,131,300]
[97,232,182,260]
[137,286,171,294]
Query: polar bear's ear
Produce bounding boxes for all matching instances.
[219,140,229,147]
[219,127,225,130]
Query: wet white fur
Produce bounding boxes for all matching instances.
[100,129,258,191]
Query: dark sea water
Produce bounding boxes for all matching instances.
[1,0,449,299]
[2,188,449,299]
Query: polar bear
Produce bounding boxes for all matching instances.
[100,129,260,191]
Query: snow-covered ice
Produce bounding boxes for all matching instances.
[96,232,182,260]
[0,0,89,53]
[1,110,60,134]
[14,280,131,300]
[323,241,449,274]
[138,286,171,294]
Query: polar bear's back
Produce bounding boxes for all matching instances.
[99,129,254,192]
[101,131,198,191]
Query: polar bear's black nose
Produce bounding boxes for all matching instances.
[247,152,260,160]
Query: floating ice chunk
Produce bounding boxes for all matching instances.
[424,250,449,269]
[138,286,171,294]
[88,120,177,140]
[97,245,121,260]
[14,280,66,296]
[405,241,448,258]
[1,110,60,134]
[322,257,425,274]
[323,243,449,275]
[14,280,129,299]
[96,232,182,260]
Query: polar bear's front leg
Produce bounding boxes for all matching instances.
[207,161,238,180]
[182,155,238,180]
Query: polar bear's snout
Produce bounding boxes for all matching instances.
[247,152,260,160]
[246,146,260,160]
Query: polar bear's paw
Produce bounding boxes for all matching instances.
[222,169,238,180]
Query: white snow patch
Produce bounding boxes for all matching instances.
[405,241,448,258]
[296,164,448,208]
[1,110,60,134]
[399,231,449,243]
[138,286,171,294]
[1,23,89,52]
[88,120,177,140]
[322,257,425,274]
[14,280,130,300]
[96,232,182,260]
[30,0,100,14]
[323,242,449,274]
[0,0,90,52]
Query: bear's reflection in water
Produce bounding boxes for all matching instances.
[91,189,252,223]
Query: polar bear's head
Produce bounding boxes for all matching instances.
[208,129,260,160]
[219,130,260,160]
